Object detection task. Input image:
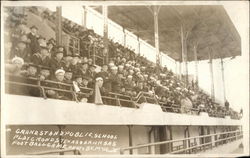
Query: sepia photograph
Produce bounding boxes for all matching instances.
[1,0,249,157]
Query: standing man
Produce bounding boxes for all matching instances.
[27,25,40,55]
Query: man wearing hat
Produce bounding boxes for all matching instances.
[109,66,121,93]
[70,54,81,72]
[96,64,111,92]
[27,25,40,55]
[76,61,88,79]
[50,50,64,72]
[22,63,38,78]
[32,46,50,66]
[63,67,73,84]
[62,54,73,71]
[86,64,96,88]
[46,69,71,100]
[38,66,51,81]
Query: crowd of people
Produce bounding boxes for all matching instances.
[4,7,242,120]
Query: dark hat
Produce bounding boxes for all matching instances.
[72,53,80,58]
[39,65,50,71]
[40,46,48,51]
[89,64,96,68]
[17,40,26,45]
[30,25,38,30]
[81,61,88,66]
[55,50,64,54]
[64,67,73,73]
[38,36,45,40]
[64,53,73,57]
[47,41,55,46]
[29,63,38,68]
[82,75,91,80]
[57,45,64,49]
[74,74,82,79]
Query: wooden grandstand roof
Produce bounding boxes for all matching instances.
[92,5,241,61]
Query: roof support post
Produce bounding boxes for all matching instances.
[220,58,226,104]
[103,5,109,64]
[82,6,87,28]
[137,36,140,55]
[153,6,161,67]
[184,39,189,85]
[194,45,199,86]
[209,50,215,101]
[180,25,185,83]
[123,27,126,47]
[56,6,62,45]
[179,61,182,80]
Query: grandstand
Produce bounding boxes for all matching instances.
[1,2,248,157]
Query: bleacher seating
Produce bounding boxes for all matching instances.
[3,6,241,120]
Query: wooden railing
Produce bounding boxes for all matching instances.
[119,130,243,155]
[4,74,240,119]
[27,149,81,155]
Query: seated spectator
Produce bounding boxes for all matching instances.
[109,66,121,93]
[38,66,51,81]
[32,46,50,66]
[96,64,111,92]
[87,64,96,88]
[46,69,71,100]
[64,68,73,84]
[22,64,38,78]
[82,76,90,88]
[50,50,64,72]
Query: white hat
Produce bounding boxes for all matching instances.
[111,66,118,70]
[96,77,103,81]
[125,63,130,67]
[12,56,24,65]
[134,67,140,72]
[127,75,133,78]
[176,87,181,90]
[118,65,124,69]
[55,69,65,75]
[109,63,115,67]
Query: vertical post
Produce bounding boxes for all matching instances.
[82,6,87,28]
[56,6,62,45]
[179,61,182,80]
[123,27,126,47]
[153,6,161,66]
[220,58,226,104]
[175,61,178,75]
[184,39,189,85]
[128,125,133,154]
[103,5,109,64]
[194,45,199,86]
[209,50,215,101]
[137,36,140,55]
[180,25,185,82]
